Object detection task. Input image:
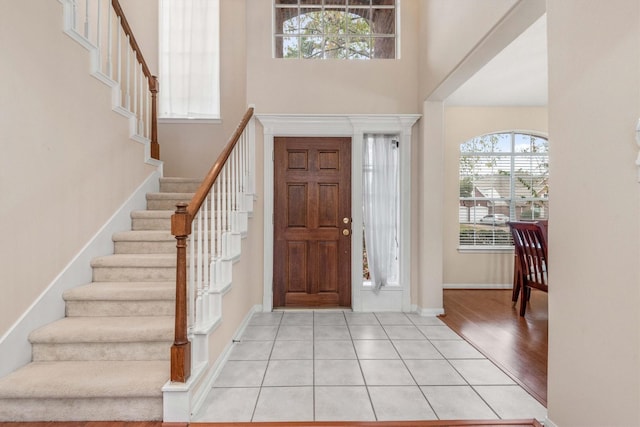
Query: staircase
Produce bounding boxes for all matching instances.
[0,177,199,422]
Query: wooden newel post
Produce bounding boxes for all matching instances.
[171,203,191,382]
[150,75,160,160]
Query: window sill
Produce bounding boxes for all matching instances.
[159,117,222,125]
[457,246,514,254]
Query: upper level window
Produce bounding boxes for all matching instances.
[159,0,220,120]
[459,132,549,248]
[274,0,396,59]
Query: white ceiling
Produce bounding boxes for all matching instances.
[446,14,548,106]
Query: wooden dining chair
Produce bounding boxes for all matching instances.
[509,221,548,316]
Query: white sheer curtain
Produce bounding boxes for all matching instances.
[363,134,399,292]
[159,0,220,119]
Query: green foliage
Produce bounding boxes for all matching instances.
[521,208,544,220]
[459,177,473,197]
[284,10,374,59]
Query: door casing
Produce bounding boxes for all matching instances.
[258,114,420,312]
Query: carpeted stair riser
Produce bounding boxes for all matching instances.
[91,255,176,282]
[159,177,202,193]
[113,230,214,255]
[29,317,174,361]
[63,282,175,317]
[31,341,171,361]
[130,210,173,231]
[0,360,167,421]
[146,192,194,210]
[0,396,162,421]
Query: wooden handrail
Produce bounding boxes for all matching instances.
[111,0,160,160]
[170,106,254,382]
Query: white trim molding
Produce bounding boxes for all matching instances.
[257,114,420,313]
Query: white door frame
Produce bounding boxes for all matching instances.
[257,114,420,312]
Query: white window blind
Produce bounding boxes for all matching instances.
[459,132,549,248]
[159,0,220,119]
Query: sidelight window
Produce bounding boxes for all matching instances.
[363,134,399,289]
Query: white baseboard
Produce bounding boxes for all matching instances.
[444,283,513,290]
[414,306,445,317]
[0,171,160,378]
[544,416,557,427]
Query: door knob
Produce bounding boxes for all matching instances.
[342,229,350,236]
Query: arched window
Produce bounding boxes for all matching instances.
[459,132,549,248]
[274,0,396,59]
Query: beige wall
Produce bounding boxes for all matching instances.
[417,0,518,100]
[546,0,640,425]
[0,1,155,336]
[443,107,548,286]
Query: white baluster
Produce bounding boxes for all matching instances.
[96,0,102,70]
[188,230,196,334]
[132,59,137,116]
[125,35,130,109]
[196,207,203,327]
[117,19,122,95]
[203,195,210,322]
[84,0,89,38]
[107,2,112,78]
[216,178,222,259]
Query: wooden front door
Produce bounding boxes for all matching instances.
[273,137,352,308]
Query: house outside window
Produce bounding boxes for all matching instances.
[459,132,549,248]
[274,0,396,59]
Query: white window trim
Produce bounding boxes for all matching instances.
[257,113,419,312]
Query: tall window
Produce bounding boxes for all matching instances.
[363,134,399,289]
[459,132,549,248]
[274,0,396,59]
[159,0,220,119]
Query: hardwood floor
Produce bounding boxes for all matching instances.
[439,289,548,406]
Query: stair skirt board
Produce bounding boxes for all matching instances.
[0,170,160,379]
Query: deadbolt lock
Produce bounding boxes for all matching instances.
[343,217,350,224]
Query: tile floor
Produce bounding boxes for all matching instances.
[192,311,547,423]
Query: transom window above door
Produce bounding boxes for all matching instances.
[274,0,396,59]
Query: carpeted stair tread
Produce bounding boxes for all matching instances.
[63,281,175,301]
[0,360,168,399]
[159,177,202,193]
[29,316,174,343]
[146,192,195,200]
[131,210,174,218]
[113,230,174,241]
